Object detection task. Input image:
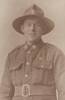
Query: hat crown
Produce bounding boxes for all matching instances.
[23,4,44,18]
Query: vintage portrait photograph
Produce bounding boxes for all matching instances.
[0,0,65,100]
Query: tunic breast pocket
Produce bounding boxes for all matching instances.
[31,60,55,86]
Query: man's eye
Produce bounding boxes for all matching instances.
[37,24,40,27]
[36,23,40,26]
[36,24,41,28]
[28,23,32,26]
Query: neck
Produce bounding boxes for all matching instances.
[26,38,42,46]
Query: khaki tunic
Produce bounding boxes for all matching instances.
[0,40,65,100]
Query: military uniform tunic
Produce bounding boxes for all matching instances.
[0,40,65,100]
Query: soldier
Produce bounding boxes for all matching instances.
[0,4,65,100]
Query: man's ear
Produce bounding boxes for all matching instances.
[21,25,24,33]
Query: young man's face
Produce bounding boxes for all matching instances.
[21,17,43,42]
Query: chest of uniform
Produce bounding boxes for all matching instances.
[10,50,55,86]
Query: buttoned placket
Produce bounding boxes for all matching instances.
[23,42,43,84]
[24,50,32,84]
[23,44,37,84]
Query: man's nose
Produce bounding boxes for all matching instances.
[31,24,35,31]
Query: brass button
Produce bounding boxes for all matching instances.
[27,51,31,54]
[26,62,30,65]
[25,74,28,78]
[39,57,42,60]
[32,45,36,49]
[41,65,44,68]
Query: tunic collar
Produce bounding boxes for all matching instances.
[24,39,43,50]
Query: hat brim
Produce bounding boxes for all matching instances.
[12,15,54,35]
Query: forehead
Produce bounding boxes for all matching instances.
[23,17,41,24]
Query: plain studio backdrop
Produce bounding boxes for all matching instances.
[0,1,65,99]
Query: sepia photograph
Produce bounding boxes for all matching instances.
[0,0,65,100]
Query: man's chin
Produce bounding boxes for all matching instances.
[26,37,34,41]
